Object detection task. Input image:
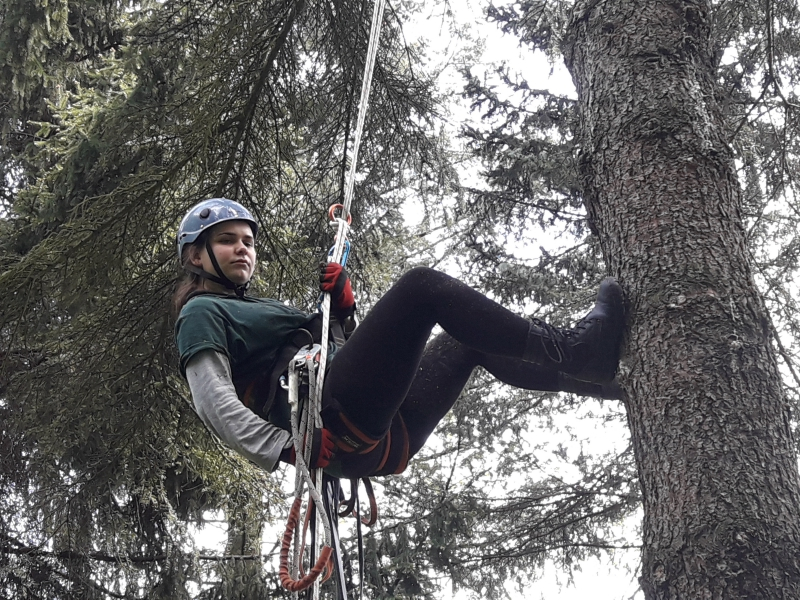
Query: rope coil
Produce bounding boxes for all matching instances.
[279,497,334,592]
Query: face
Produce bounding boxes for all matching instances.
[191,220,256,287]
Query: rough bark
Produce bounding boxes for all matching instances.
[563,1,800,598]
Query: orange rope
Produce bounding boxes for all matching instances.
[280,496,334,592]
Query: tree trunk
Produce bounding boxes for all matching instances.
[563,1,800,597]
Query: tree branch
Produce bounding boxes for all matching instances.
[215,0,308,197]
[1,544,268,564]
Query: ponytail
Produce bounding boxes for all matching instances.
[171,235,207,317]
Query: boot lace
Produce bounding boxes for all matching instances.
[529,318,571,364]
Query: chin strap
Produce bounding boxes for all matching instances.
[183,240,250,298]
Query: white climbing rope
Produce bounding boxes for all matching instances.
[282,0,387,596]
[316,0,386,427]
[341,0,387,222]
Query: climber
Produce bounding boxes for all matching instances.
[173,198,625,478]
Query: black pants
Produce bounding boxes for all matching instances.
[323,267,561,474]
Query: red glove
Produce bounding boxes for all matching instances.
[319,262,355,317]
[279,428,336,469]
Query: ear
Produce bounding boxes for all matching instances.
[188,245,205,267]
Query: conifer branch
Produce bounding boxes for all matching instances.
[216,0,308,198]
[0,543,269,564]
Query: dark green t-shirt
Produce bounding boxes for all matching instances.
[175,294,320,424]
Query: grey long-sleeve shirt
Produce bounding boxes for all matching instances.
[185,349,291,471]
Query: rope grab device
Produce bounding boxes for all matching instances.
[279,0,387,597]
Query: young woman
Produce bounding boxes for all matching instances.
[174,198,625,478]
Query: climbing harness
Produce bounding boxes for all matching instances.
[278,0,387,596]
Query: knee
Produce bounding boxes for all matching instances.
[395,266,443,290]
[401,265,437,280]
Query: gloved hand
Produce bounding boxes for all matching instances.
[279,428,337,469]
[319,262,355,318]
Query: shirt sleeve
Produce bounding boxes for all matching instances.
[185,349,291,472]
[175,299,233,376]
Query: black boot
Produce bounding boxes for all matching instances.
[557,372,622,399]
[523,278,625,383]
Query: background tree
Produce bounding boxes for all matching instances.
[562,0,800,596]
[462,0,800,596]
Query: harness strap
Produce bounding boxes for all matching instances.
[355,488,365,600]
[323,403,411,475]
[325,409,383,455]
[372,412,410,476]
[319,476,348,600]
[249,328,314,415]
[360,478,378,527]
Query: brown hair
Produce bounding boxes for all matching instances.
[171,234,207,317]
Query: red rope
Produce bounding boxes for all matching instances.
[279,496,334,592]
